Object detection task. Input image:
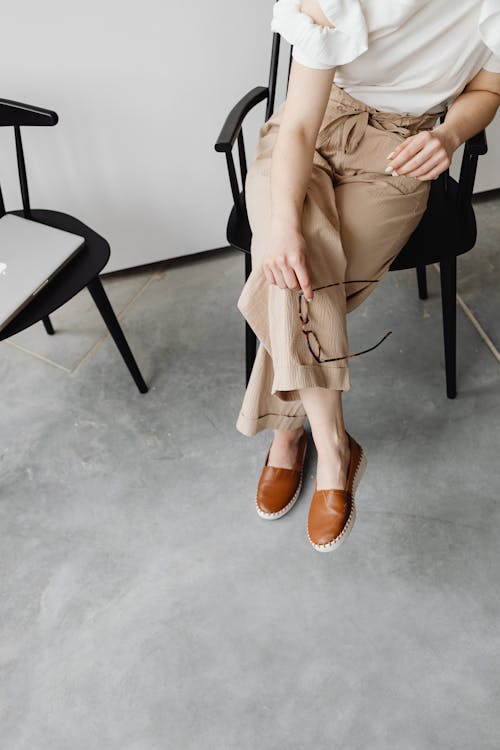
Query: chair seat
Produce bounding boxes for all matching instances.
[226,175,477,270]
[390,175,476,270]
[227,193,252,255]
[0,209,110,340]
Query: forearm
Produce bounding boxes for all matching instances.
[434,89,500,150]
[270,124,316,231]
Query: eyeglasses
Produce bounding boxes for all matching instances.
[298,280,392,363]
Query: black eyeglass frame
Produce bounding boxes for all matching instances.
[298,280,392,363]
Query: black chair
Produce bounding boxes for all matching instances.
[0,98,148,394]
[214,27,488,399]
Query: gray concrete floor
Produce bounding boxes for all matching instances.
[1,192,499,749]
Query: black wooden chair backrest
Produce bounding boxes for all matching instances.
[266,26,295,121]
[0,99,58,220]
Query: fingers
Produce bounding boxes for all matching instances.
[408,155,447,179]
[263,256,292,290]
[397,146,448,177]
[294,261,313,301]
[262,265,277,286]
[386,141,405,162]
[271,265,287,290]
[392,144,437,175]
[412,163,447,181]
[387,131,450,178]
[387,131,430,173]
[281,264,301,291]
[263,253,313,300]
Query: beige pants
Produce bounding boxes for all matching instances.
[236,83,442,436]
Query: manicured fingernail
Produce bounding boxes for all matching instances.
[387,151,395,159]
[391,170,399,176]
[384,165,393,173]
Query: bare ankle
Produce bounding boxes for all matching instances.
[273,426,305,445]
[268,427,306,469]
[313,427,349,455]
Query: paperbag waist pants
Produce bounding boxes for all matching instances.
[236,82,442,437]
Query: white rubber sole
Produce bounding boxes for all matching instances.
[256,468,304,520]
[308,448,367,552]
[256,440,308,520]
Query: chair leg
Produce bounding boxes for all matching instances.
[439,255,457,399]
[42,315,55,335]
[87,276,148,394]
[244,251,257,386]
[416,265,428,300]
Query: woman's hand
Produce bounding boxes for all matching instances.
[262,220,314,301]
[386,127,458,181]
[390,71,500,182]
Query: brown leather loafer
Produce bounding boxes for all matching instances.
[256,431,308,520]
[307,432,367,552]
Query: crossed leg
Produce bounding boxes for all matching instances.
[236,157,429,441]
[234,93,433,492]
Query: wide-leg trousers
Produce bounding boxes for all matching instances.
[236,82,442,437]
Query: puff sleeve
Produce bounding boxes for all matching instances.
[270,0,369,70]
[479,0,500,70]
[483,52,500,73]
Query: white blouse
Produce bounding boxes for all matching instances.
[270,0,500,115]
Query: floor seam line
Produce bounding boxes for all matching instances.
[2,271,165,375]
[3,341,73,373]
[70,272,164,375]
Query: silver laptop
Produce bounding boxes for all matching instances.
[0,214,85,332]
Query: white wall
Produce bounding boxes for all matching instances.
[0,0,280,272]
[472,113,500,192]
[0,2,498,272]
[450,112,500,192]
